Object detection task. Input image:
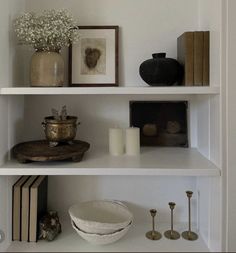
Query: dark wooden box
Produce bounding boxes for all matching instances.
[130,101,188,147]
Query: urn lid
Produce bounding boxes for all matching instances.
[152,53,166,59]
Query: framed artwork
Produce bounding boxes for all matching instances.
[69,26,119,87]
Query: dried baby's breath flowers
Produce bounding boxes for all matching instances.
[14,9,79,52]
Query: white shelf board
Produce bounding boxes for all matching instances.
[0,86,220,95]
[7,220,209,252]
[0,147,220,176]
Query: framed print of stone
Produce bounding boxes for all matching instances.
[69,26,119,87]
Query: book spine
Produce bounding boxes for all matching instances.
[29,188,38,242]
[21,187,29,242]
[203,31,210,86]
[12,188,21,241]
[12,176,29,241]
[12,177,21,241]
[177,32,194,86]
[194,32,204,86]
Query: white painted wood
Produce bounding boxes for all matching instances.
[221,0,228,251]
[208,177,222,252]
[196,96,210,159]
[0,87,221,95]
[0,0,26,252]
[196,2,223,251]
[224,0,236,251]
[6,220,209,252]
[197,177,222,252]
[0,147,220,176]
[209,95,221,167]
[0,0,225,252]
[196,178,210,247]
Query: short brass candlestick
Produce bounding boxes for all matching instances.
[146,209,162,240]
[164,202,180,240]
[182,191,198,241]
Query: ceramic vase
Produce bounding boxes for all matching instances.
[139,53,183,86]
[30,51,64,87]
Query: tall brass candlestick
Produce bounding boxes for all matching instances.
[146,209,162,240]
[164,202,180,240]
[182,191,198,241]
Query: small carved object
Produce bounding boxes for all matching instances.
[166,121,181,134]
[146,209,162,240]
[60,105,68,121]
[182,191,198,241]
[52,108,60,121]
[164,202,180,240]
[38,211,62,242]
[51,106,68,121]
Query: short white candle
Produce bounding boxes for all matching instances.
[126,127,140,156]
[109,128,124,156]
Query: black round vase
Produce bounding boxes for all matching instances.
[139,53,183,86]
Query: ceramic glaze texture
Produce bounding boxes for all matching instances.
[30,51,64,87]
[139,53,183,86]
[71,220,132,245]
[69,200,133,235]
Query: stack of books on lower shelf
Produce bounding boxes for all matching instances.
[12,176,48,242]
[178,31,210,86]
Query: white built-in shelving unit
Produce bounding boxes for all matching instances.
[7,221,209,252]
[0,86,220,95]
[0,147,220,176]
[0,0,227,252]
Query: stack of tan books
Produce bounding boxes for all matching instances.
[178,31,210,86]
[12,176,48,242]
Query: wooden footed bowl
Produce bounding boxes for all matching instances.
[12,140,90,163]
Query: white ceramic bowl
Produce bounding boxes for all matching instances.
[68,200,133,234]
[71,220,132,245]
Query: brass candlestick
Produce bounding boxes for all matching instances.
[164,202,180,240]
[146,209,162,240]
[182,191,198,241]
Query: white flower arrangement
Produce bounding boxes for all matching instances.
[14,9,79,52]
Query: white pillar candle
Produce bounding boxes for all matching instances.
[109,128,124,156]
[126,127,140,156]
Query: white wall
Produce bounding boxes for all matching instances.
[198,0,222,87]
[48,176,197,224]
[0,0,26,87]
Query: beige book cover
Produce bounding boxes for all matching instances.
[194,31,204,86]
[21,176,39,242]
[177,32,194,86]
[12,176,30,241]
[203,31,210,86]
[29,176,48,242]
